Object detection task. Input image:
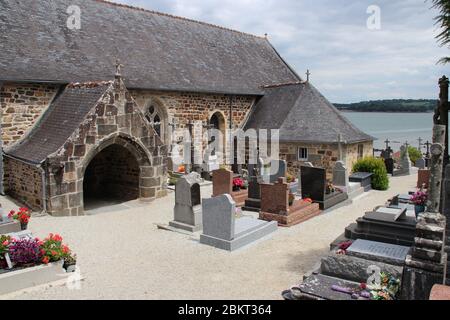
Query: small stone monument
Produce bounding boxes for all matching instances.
[332,161,348,190]
[394,145,412,176]
[169,173,203,233]
[212,168,248,207]
[243,159,263,212]
[415,157,426,169]
[200,194,277,251]
[297,162,313,195]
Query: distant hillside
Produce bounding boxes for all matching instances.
[334,99,438,112]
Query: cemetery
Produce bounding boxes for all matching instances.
[1,0,450,302]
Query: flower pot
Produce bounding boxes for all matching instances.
[232,186,241,192]
[414,205,426,217]
[20,222,28,231]
[63,262,77,273]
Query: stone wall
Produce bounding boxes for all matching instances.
[130,89,256,154]
[279,141,373,178]
[1,83,59,146]
[3,157,42,210]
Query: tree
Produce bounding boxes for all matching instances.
[431,0,450,64]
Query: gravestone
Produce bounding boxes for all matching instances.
[441,164,450,284]
[212,168,248,206]
[394,145,412,176]
[301,166,348,210]
[200,194,277,251]
[346,239,410,266]
[385,158,394,175]
[269,160,287,183]
[260,178,321,226]
[297,162,313,195]
[169,173,203,232]
[243,159,264,212]
[417,169,430,189]
[345,210,417,246]
[415,157,426,169]
[212,168,233,197]
[332,161,348,189]
[349,172,373,192]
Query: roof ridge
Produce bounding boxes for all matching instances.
[67,80,113,88]
[262,81,304,89]
[95,0,265,39]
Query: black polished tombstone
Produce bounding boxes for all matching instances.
[385,158,394,175]
[301,166,348,210]
[344,209,416,246]
[349,172,373,192]
[243,164,262,212]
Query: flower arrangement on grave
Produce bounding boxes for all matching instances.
[336,240,353,255]
[325,181,336,194]
[241,179,249,190]
[39,233,71,265]
[286,173,296,184]
[9,238,42,267]
[63,253,77,272]
[410,189,428,217]
[232,177,244,191]
[177,165,186,173]
[410,190,428,206]
[0,235,11,268]
[302,198,313,204]
[8,207,31,230]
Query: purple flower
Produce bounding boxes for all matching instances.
[410,190,428,206]
[9,238,42,266]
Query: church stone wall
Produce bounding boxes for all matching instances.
[279,141,373,179]
[1,82,59,146]
[3,157,43,211]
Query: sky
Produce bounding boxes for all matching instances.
[114,0,449,103]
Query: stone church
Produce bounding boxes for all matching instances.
[0,0,373,215]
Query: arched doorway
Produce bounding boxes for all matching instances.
[83,144,140,210]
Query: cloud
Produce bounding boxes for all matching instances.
[115,0,448,103]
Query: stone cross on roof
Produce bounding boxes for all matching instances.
[115,59,123,77]
[306,69,311,82]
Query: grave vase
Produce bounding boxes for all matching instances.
[414,205,425,217]
[20,222,28,231]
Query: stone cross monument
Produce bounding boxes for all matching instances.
[403,124,448,300]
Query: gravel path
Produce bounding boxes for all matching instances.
[0,173,417,300]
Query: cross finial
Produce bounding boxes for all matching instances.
[306,69,311,82]
[264,33,268,38]
[115,59,123,77]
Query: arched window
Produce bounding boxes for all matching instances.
[145,102,166,141]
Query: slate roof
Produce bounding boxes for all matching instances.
[244,83,375,144]
[0,0,299,95]
[5,83,110,164]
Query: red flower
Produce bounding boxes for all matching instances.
[42,256,50,264]
[360,283,367,290]
[51,250,58,256]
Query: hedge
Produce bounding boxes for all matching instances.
[352,157,389,190]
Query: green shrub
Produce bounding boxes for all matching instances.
[352,157,389,190]
[407,146,422,164]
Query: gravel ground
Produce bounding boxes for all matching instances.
[0,173,417,300]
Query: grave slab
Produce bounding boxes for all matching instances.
[0,221,21,235]
[295,274,364,300]
[349,172,373,192]
[346,239,410,266]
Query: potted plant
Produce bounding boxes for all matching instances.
[9,238,41,268]
[242,180,249,190]
[8,207,31,230]
[40,233,71,265]
[63,253,77,273]
[0,235,11,269]
[232,177,244,192]
[326,182,336,195]
[410,190,428,218]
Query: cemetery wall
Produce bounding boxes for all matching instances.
[3,157,43,210]
[1,82,60,146]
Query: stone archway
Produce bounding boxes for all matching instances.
[80,135,155,212]
[83,144,140,209]
[209,111,227,156]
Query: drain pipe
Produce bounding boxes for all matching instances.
[3,153,47,213]
[37,161,47,214]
